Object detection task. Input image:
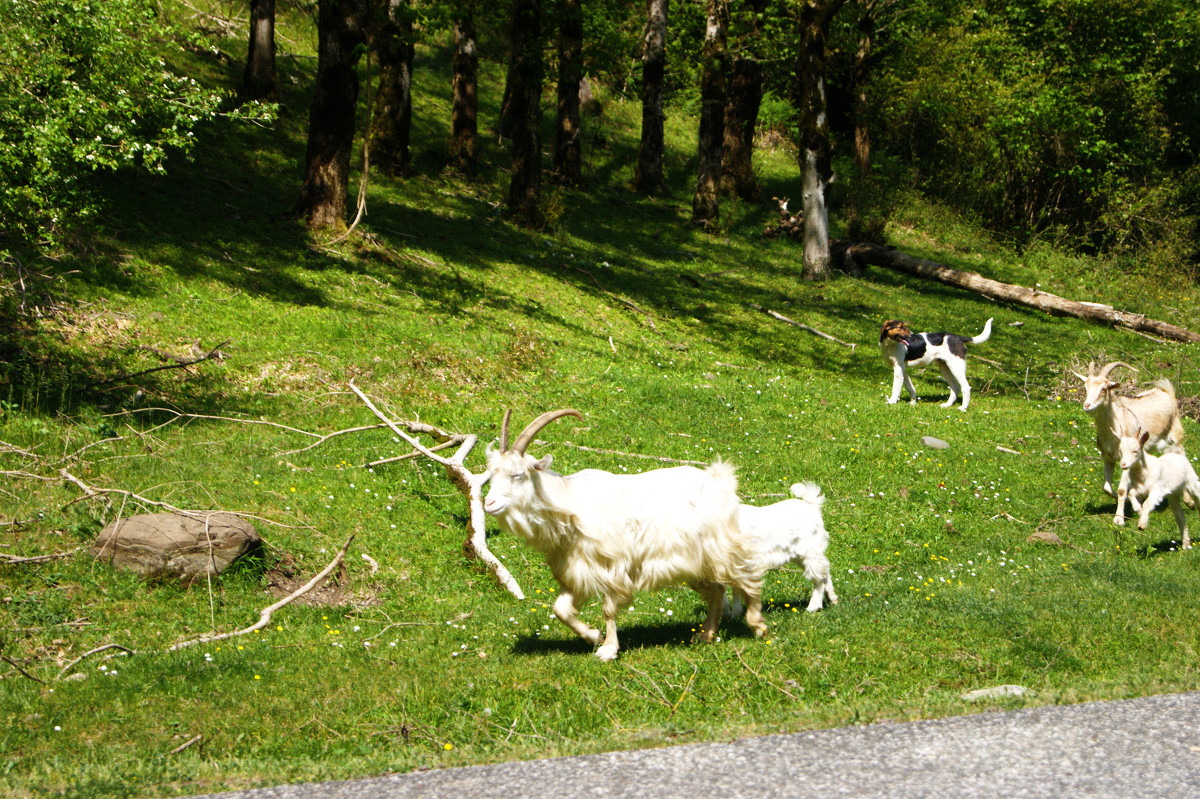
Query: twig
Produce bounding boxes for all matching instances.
[168,734,204,755]
[87,339,231,389]
[56,644,136,681]
[0,439,37,458]
[59,470,285,529]
[168,534,356,651]
[2,654,47,684]
[0,469,55,481]
[732,645,801,700]
[110,407,322,440]
[367,439,458,467]
[0,546,83,565]
[748,304,857,351]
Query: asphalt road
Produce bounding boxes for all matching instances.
[190,690,1200,799]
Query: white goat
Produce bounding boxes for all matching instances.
[728,482,838,616]
[1116,428,1200,549]
[1073,361,1186,524]
[483,409,766,662]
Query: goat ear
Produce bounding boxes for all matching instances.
[1071,371,1087,381]
[1139,430,1150,446]
[534,455,553,471]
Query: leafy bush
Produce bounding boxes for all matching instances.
[0,0,266,246]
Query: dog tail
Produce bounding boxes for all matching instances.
[967,317,994,345]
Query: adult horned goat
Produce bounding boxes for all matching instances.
[483,409,767,662]
[1073,361,1186,525]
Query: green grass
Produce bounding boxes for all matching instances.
[3,7,1200,799]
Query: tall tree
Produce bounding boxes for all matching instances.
[242,0,277,100]
[634,0,669,195]
[795,0,846,280]
[554,0,584,185]
[692,0,728,228]
[295,0,370,231]
[721,0,768,201]
[448,6,479,171]
[504,0,544,226]
[721,62,762,200]
[369,0,416,176]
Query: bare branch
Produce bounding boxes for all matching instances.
[168,534,356,651]
[749,304,857,351]
[168,734,204,755]
[87,340,232,389]
[2,654,47,684]
[0,546,83,565]
[56,643,136,681]
[348,382,525,600]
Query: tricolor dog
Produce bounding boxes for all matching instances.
[879,317,993,411]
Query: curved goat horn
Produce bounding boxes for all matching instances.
[1098,361,1137,380]
[499,408,513,452]
[511,409,583,455]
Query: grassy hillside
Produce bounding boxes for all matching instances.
[2,10,1199,799]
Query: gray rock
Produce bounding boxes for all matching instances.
[961,685,1036,702]
[92,512,261,586]
[920,435,950,450]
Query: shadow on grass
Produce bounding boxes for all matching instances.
[510,617,764,658]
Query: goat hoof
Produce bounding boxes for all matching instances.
[595,645,619,662]
[1113,516,1125,527]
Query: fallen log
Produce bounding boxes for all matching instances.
[845,243,1200,344]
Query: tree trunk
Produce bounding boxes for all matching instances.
[852,0,875,180]
[721,56,762,201]
[242,0,277,100]
[295,0,369,231]
[634,0,668,195]
[504,0,543,227]
[795,0,846,280]
[449,8,479,171]
[692,0,727,228]
[369,0,415,176]
[554,0,584,185]
[847,243,1200,343]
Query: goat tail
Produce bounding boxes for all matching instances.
[1148,378,1177,402]
[788,481,826,507]
[705,458,739,494]
[968,317,994,345]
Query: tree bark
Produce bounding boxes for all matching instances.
[692,0,728,228]
[851,1,879,180]
[721,56,762,201]
[634,0,669,195]
[449,7,479,171]
[242,0,277,100]
[554,0,584,185]
[369,0,415,176]
[295,0,369,231]
[847,243,1200,343]
[795,0,846,280]
[504,0,544,227]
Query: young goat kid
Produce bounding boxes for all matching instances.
[727,482,838,617]
[1117,427,1200,549]
[483,409,766,662]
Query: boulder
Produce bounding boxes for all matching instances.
[92,512,261,586]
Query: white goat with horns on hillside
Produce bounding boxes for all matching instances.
[483,409,767,662]
[1073,361,1186,525]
